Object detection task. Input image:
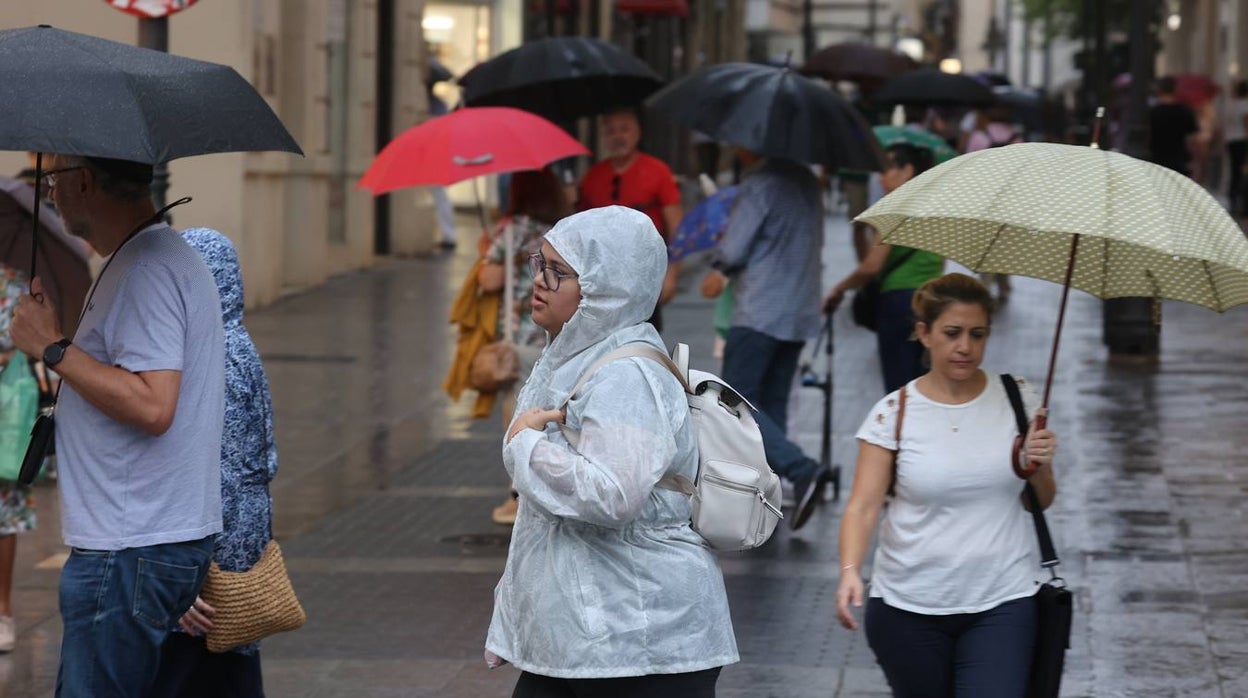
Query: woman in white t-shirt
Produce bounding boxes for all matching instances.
[835,273,1058,698]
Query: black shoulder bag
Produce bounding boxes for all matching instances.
[851,247,917,332]
[1001,374,1072,698]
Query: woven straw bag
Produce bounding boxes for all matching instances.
[200,540,306,653]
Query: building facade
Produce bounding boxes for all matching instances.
[0,1,436,308]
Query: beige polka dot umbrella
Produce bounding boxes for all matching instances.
[857,141,1248,475]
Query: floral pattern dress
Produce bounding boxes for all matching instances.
[0,264,36,536]
[180,229,278,656]
[484,215,549,349]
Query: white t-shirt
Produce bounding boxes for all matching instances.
[855,372,1044,615]
[1225,98,1248,142]
[57,224,224,550]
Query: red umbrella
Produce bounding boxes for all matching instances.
[358,107,589,194]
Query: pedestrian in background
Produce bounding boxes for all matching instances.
[835,273,1059,698]
[1224,80,1248,216]
[0,264,37,654]
[485,207,737,697]
[428,89,459,251]
[701,148,831,531]
[964,104,1022,304]
[824,143,943,393]
[1149,76,1200,177]
[150,228,278,698]
[9,155,223,698]
[578,109,683,327]
[478,168,570,525]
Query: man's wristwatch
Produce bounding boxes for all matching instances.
[42,338,72,367]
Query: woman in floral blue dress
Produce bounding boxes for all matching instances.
[151,229,278,697]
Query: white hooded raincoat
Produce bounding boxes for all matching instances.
[485,207,739,679]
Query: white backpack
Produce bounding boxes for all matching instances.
[560,342,784,551]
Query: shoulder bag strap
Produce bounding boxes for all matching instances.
[1000,374,1060,569]
[888,385,907,496]
[878,247,918,285]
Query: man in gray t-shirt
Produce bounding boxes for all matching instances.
[10,154,223,697]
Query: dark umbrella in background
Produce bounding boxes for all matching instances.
[871,67,995,107]
[802,42,916,87]
[428,57,454,87]
[458,36,665,121]
[647,62,887,171]
[0,178,90,337]
[0,25,302,280]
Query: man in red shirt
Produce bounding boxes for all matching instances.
[579,110,683,328]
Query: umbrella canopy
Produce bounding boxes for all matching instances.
[0,26,302,163]
[872,125,958,164]
[668,186,739,262]
[458,37,664,122]
[858,142,1248,310]
[858,141,1248,476]
[647,63,886,171]
[802,42,916,84]
[0,178,91,337]
[871,68,994,107]
[358,107,590,194]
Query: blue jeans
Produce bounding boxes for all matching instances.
[865,596,1037,698]
[57,536,215,698]
[722,326,819,484]
[877,289,926,393]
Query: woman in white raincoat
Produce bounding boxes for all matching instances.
[485,206,738,696]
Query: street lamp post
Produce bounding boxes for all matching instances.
[138,17,169,210]
[1103,0,1161,358]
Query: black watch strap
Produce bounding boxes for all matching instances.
[43,338,71,367]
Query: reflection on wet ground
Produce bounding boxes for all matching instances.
[2,215,1247,696]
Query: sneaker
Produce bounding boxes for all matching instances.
[0,616,15,652]
[492,494,519,526]
[789,466,831,531]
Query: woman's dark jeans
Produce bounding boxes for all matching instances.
[865,596,1037,698]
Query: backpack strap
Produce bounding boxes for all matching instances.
[555,342,696,495]
[1000,374,1060,569]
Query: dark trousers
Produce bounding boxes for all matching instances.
[150,633,265,698]
[865,596,1037,698]
[1228,140,1247,214]
[513,667,721,698]
[876,289,926,394]
[721,326,818,483]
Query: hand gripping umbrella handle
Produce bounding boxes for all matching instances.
[1012,410,1047,479]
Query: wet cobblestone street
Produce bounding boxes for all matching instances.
[1,212,1246,696]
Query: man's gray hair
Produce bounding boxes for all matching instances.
[59,155,152,203]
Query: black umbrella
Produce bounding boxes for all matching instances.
[871,68,994,107]
[458,37,664,122]
[646,62,887,171]
[802,42,917,85]
[0,25,303,164]
[0,25,302,282]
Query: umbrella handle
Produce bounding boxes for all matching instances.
[1012,411,1047,479]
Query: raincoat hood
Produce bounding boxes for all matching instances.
[180,228,244,329]
[541,205,667,365]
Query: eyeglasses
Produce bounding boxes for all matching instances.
[40,166,86,194]
[528,253,578,292]
[610,174,621,202]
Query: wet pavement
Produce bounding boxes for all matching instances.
[2,210,1247,696]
